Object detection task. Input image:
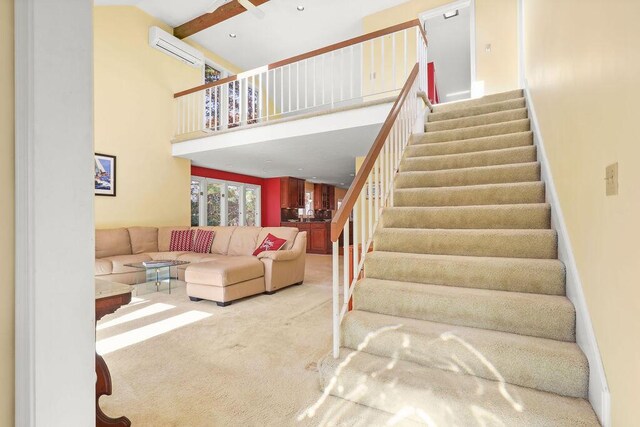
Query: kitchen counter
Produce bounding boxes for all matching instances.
[281,220,353,254]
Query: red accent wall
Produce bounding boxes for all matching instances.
[191,166,282,227]
[262,178,282,227]
[428,62,440,104]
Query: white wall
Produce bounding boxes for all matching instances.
[425,6,471,102]
[15,0,95,424]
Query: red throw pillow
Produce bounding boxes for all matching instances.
[169,229,194,252]
[193,229,215,253]
[253,233,287,256]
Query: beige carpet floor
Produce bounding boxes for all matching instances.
[98,254,420,427]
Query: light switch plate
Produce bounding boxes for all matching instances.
[605,162,618,196]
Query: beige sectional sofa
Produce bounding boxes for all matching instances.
[95,226,306,306]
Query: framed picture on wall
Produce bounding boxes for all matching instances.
[95,153,116,196]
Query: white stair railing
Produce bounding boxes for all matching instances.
[329,63,424,358]
[173,20,428,138]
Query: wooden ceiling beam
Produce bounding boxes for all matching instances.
[173,0,269,39]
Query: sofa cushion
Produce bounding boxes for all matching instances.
[95,259,113,276]
[185,256,264,287]
[193,229,215,253]
[176,252,224,263]
[128,227,159,254]
[146,251,188,261]
[209,226,236,255]
[95,228,132,258]
[102,254,152,274]
[158,226,190,251]
[256,227,299,251]
[227,227,262,256]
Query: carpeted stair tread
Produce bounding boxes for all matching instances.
[341,310,589,398]
[432,89,524,113]
[406,131,533,157]
[395,162,540,188]
[393,181,545,207]
[428,97,526,122]
[425,107,528,132]
[364,251,565,295]
[373,228,557,259]
[414,119,531,144]
[319,349,599,426]
[353,278,575,341]
[400,145,537,172]
[381,204,551,229]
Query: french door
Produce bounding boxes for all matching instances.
[191,177,261,227]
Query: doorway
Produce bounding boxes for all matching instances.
[421,0,474,103]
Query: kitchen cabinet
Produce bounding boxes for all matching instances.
[281,221,331,254]
[280,177,305,209]
[313,184,336,210]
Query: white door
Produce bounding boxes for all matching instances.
[191,177,261,227]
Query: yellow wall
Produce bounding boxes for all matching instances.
[0,0,14,422]
[0,0,14,424]
[94,6,240,228]
[523,0,640,424]
[363,0,519,95]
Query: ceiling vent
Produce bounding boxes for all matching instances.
[148,26,204,67]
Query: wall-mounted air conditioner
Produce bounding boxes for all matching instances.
[148,26,204,67]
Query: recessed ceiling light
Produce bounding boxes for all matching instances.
[297,168,303,171]
[350,173,355,177]
[443,9,459,19]
[229,33,237,38]
[296,5,305,11]
[312,176,317,179]
[340,183,345,185]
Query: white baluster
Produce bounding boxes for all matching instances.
[352,197,359,286]
[380,36,385,92]
[296,62,300,112]
[392,33,397,90]
[332,240,340,358]
[343,220,349,304]
[403,29,408,81]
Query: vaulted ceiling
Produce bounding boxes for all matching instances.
[95,0,408,70]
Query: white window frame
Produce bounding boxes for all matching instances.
[191,176,261,227]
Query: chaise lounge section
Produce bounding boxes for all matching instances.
[95,225,306,306]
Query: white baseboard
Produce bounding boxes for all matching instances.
[523,81,611,426]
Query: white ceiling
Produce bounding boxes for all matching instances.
[94,0,409,70]
[181,124,382,187]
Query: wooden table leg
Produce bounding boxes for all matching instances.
[96,353,131,427]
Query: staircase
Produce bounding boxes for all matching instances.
[319,89,601,425]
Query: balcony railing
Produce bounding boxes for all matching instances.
[173,19,428,138]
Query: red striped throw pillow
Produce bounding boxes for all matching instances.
[193,230,215,253]
[169,229,194,252]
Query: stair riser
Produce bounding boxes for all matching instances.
[353,282,576,341]
[394,182,545,207]
[395,163,541,188]
[416,120,531,144]
[428,97,526,122]
[406,132,533,157]
[425,108,528,132]
[373,229,558,259]
[319,349,598,425]
[432,89,524,113]
[341,315,588,398]
[365,254,565,295]
[381,205,551,229]
[400,146,537,172]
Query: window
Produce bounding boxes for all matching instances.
[191,176,261,227]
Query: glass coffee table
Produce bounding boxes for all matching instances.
[124,260,190,294]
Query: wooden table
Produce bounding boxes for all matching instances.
[95,279,132,427]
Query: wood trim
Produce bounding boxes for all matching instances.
[173,0,269,40]
[269,19,422,70]
[174,74,237,98]
[418,23,429,46]
[331,63,419,242]
[173,19,424,98]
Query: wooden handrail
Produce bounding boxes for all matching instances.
[174,19,427,99]
[330,63,419,242]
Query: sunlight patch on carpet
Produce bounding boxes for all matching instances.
[97,303,175,331]
[96,310,212,355]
